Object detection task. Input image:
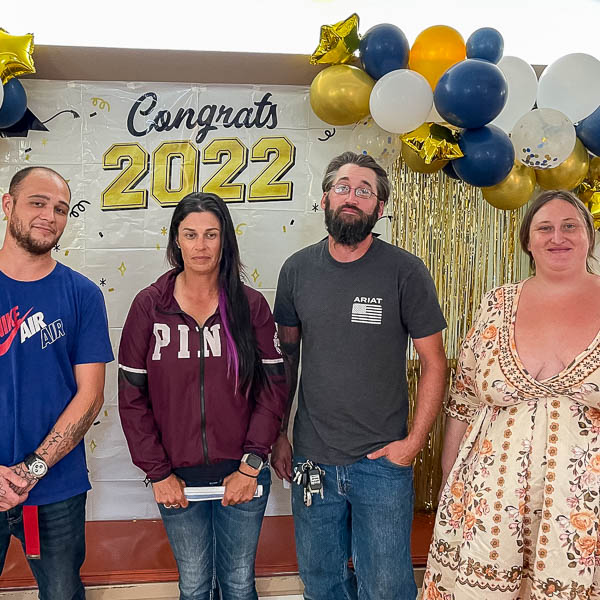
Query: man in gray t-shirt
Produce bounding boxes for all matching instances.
[273,151,447,600]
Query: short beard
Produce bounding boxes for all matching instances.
[9,217,59,255]
[324,197,380,247]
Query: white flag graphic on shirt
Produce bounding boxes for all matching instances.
[351,302,382,325]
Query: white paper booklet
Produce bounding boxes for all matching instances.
[184,485,264,501]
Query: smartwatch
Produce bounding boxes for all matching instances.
[23,453,49,479]
[241,453,264,471]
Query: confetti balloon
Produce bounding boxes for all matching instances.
[511,108,576,169]
[350,117,402,167]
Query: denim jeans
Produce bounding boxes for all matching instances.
[0,493,87,600]
[158,467,271,600]
[292,455,417,600]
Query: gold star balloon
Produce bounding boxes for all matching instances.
[401,123,463,164]
[310,14,360,65]
[578,156,600,228]
[0,29,35,84]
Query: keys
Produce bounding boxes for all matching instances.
[293,460,325,506]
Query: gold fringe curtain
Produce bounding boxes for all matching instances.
[389,159,530,511]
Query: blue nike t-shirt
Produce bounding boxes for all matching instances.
[0,262,114,505]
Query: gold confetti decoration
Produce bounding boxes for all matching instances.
[235,223,247,236]
[41,138,47,146]
[108,288,115,292]
[251,268,260,282]
[389,158,529,511]
[156,244,160,250]
[310,13,360,65]
[104,409,108,417]
[117,262,126,276]
[160,227,167,235]
[283,226,286,233]
[91,97,111,111]
[64,250,69,256]
[89,439,97,453]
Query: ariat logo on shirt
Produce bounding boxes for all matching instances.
[0,305,65,356]
[351,297,383,326]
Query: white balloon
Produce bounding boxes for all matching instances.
[537,53,600,123]
[350,117,402,168]
[427,103,446,124]
[490,56,538,133]
[369,69,433,134]
[511,108,576,169]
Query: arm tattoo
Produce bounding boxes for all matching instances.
[37,400,100,466]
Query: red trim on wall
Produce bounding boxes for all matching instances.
[0,513,434,589]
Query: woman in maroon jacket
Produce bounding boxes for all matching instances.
[118,192,287,600]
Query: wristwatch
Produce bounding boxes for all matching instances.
[241,453,264,471]
[23,453,49,479]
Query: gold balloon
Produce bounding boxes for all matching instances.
[535,138,590,190]
[310,65,374,126]
[578,156,600,227]
[482,161,536,210]
[588,156,600,183]
[0,28,35,84]
[401,123,463,164]
[310,14,361,65]
[401,142,448,173]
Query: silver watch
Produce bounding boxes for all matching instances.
[24,453,48,479]
[241,453,264,471]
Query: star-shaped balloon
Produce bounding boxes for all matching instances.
[310,14,360,65]
[401,123,463,164]
[0,29,35,84]
[579,181,600,229]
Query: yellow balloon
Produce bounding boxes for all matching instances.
[482,161,536,210]
[401,142,448,173]
[408,25,466,90]
[0,29,35,84]
[310,65,374,126]
[535,138,590,190]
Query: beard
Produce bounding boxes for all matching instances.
[324,197,380,246]
[9,216,60,255]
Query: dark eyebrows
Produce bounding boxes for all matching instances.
[334,177,374,189]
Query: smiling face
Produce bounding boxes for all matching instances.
[528,198,592,274]
[177,210,222,277]
[3,169,71,256]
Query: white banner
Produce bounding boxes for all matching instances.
[0,80,392,519]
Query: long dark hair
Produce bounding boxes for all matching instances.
[166,192,262,392]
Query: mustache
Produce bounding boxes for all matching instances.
[335,204,365,217]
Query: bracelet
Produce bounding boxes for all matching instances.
[237,469,258,479]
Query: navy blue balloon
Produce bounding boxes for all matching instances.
[454,126,515,188]
[359,24,410,80]
[466,27,504,64]
[442,161,461,180]
[576,105,600,156]
[0,78,27,129]
[434,59,507,129]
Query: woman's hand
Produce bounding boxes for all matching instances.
[152,474,188,509]
[222,469,258,506]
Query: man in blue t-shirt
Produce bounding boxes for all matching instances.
[0,167,114,599]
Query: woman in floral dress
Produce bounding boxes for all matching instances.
[423,190,600,599]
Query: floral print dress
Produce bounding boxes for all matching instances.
[422,282,600,600]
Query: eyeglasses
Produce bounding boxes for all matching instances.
[331,184,377,199]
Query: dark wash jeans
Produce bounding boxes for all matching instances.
[0,492,87,600]
[158,467,271,600]
[292,455,417,600]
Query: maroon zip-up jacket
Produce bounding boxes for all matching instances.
[118,270,287,482]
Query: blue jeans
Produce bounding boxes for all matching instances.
[0,493,87,600]
[159,468,271,600]
[292,455,417,600]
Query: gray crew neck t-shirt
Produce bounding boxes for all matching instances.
[274,237,447,465]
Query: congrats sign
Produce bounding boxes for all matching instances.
[0,80,357,520]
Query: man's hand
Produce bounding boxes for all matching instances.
[222,469,258,506]
[366,437,422,466]
[0,466,30,511]
[152,474,188,509]
[271,433,293,482]
[8,462,38,496]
